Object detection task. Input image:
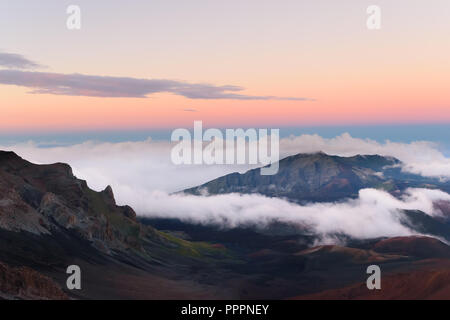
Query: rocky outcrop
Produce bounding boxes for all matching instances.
[0,150,230,300]
[0,151,150,254]
[0,261,68,300]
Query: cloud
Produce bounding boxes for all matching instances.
[2,134,450,242]
[1,139,242,193]
[2,133,450,198]
[124,188,450,242]
[0,69,311,100]
[0,52,43,69]
[278,133,450,179]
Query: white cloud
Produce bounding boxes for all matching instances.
[126,188,450,242]
[279,133,450,179]
[1,139,249,193]
[2,133,449,199]
[2,134,450,242]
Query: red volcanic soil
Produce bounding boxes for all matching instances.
[0,261,68,300]
[292,237,450,300]
[292,259,450,300]
[295,245,404,264]
[373,236,450,259]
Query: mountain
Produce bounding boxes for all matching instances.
[0,150,144,253]
[1,150,449,300]
[184,152,449,202]
[182,152,450,241]
[0,151,233,299]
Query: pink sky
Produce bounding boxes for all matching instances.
[1,0,449,132]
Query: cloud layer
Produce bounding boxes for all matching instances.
[124,188,450,243]
[3,133,450,197]
[3,133,450,242]
[279,133,450,179]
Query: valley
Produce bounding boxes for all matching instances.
[0,150,449,299]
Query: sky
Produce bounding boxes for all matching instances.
[1,1,450,240]
[1,0,449,135]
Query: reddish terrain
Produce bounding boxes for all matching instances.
[293,259,450,300]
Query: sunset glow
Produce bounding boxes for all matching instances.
[1,0,449,133]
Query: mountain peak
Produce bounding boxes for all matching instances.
[184,152,439,202]
[103,185,115,198]
[0,153,149,253]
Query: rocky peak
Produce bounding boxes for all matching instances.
[101,185,116,205]
[0,149,150,253]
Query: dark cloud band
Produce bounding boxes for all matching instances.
[0,53,43,69]
[0,69,312,100]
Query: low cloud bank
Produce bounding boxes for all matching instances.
[2,138,244,193]
[3,133,450,197]
[2,134,450,242]
[124,187,450,242]
[279,133,450,179]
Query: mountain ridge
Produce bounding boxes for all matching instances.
[0,150,234,299]
[184,152,447,202]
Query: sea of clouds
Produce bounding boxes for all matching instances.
[2,133,450,242]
